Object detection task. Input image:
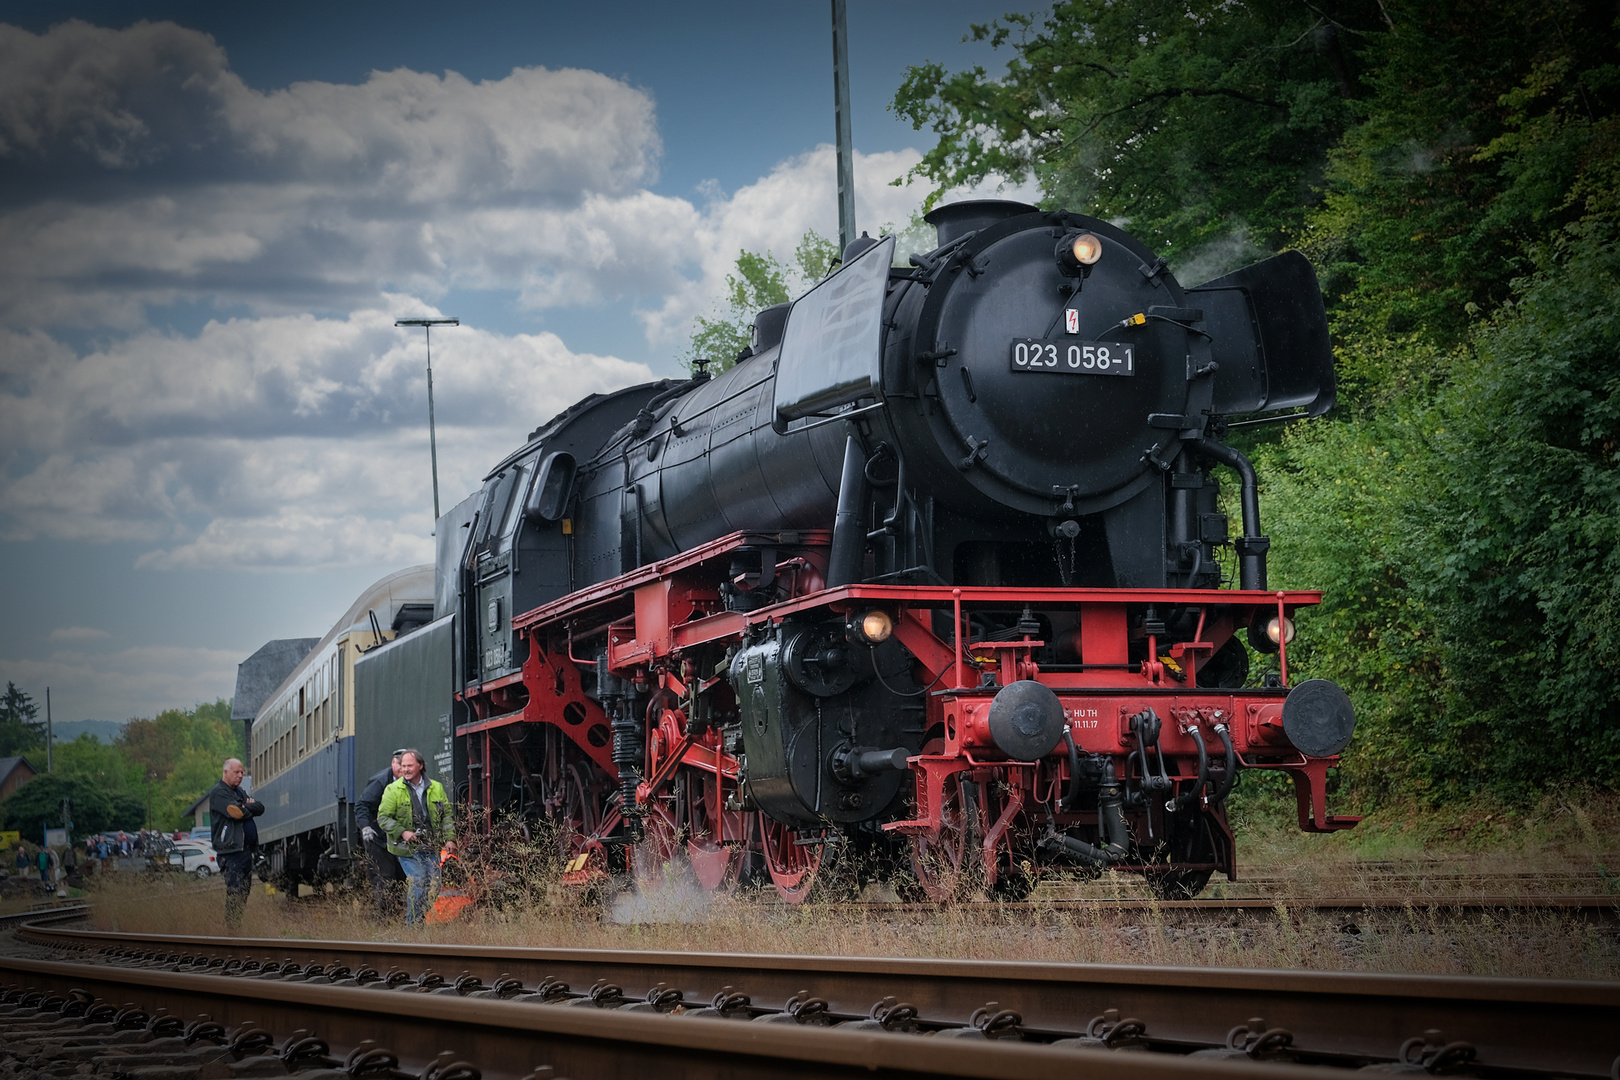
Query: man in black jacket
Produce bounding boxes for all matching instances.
[208,758,264,928]
[355,750,406,919]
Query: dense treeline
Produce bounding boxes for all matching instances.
[0,688,243,838]
[895,0,1618,803]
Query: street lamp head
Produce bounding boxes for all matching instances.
[395,318,460,327]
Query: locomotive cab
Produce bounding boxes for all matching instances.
[453,381,691,699]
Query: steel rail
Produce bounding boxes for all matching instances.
[0,954,1328,1080]
[0,903,90,928]
[14,923,1620,1076]
[849,894,1620,918]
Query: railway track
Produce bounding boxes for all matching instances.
[3,912,1618,1078]
[837,893,1620,926]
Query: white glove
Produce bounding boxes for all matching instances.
[360,826,378,844]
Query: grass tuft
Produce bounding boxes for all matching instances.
[60,793,1620,980]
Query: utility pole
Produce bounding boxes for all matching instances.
[394,318,460,522]
[831,0,856,255]
[45,686,51,772]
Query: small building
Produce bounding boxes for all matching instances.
[181,791,211,835]
[0,756,37,801]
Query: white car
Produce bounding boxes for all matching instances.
[167,843,219,878]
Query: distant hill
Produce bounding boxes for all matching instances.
[50,719,125,744]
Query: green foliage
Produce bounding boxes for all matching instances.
[685,231,841,374]
[53,733,144,797]
[1411,231,1620,787]
[1258,232,1620,801]
[108,793,147,832]
[0,772,113,840]
[1255,409,1448,801]
[0,700,242,833]
[152,745,234,831]
[1307,0,1619,347]
[1266,0,1620,800]
[898,0,1620,807]
[892,1,1368,262]
[0,681,44,757]
[114,699,240,830]
[118,698,240,783]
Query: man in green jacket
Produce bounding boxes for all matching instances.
[376,748,457,926]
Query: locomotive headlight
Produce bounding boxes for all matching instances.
[1247,611,1296,653]
[1056,231,1104,276]
[848,609,894,647]
[1265,615,1296,646]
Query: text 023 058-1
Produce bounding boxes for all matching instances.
[1009,339,1134,376]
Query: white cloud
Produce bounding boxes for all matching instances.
[0,18,1038,576]
[0,20,665,329]
[0,20,658,196]
[0,20,1035,336]
[0,307,651,560]
[636,143,1040,349]
[48,627,109,642]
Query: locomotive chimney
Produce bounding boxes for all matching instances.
[923,200,1040,246]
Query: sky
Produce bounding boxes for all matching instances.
[0,0,1038,729]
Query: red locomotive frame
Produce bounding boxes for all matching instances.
[458,529,1357,902]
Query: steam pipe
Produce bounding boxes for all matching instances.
[1209,723,1238,806]
[1173,726,1209,810]
[1097,783,1129,856]
[1194,438,1269,590]
[1044,780,1130,866]
[1061,728,1081,810]
[827,435,869,587]
[1041,830,1116,867]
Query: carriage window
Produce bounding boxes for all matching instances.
[773,234,894,430]
[497,464,530,540]
[472,467,524,552]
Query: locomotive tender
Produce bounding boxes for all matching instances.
[446,199,1359,900]
[246,199,1359,900]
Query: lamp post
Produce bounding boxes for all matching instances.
[394,317,461,522]
[831,0,856,254]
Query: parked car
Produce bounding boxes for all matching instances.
[167,843,219,878]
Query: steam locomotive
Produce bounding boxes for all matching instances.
[253,199,1359,901]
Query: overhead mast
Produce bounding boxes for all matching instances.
[831,0,856,254]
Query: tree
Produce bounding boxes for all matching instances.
[152,746,230,832]
[685,231,841,373]
[118,698,240,783]
[0,681,44,756]
[1409,231,1620,789]
[108,792,147,832]
[0,773,113,841]
[54,733,144,795]
[1307,0,1620,351]
[892,1,1371,264]
[896,0,1620,808]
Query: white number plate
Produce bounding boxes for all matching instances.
[1009,339,1134,376]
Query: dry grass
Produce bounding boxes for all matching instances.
[73,792,1620,982]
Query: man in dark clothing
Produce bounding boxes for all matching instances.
[355,749,406,919]
[208,758,265,928]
